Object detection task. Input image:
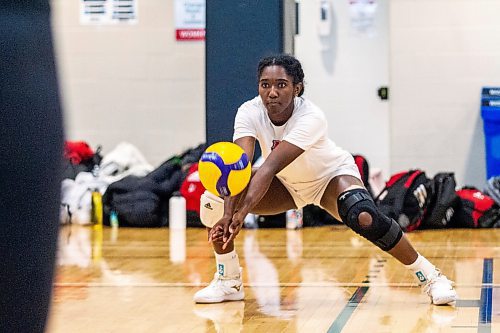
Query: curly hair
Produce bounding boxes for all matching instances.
[257,54,305,97]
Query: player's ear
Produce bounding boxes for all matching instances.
[295,83,303,96]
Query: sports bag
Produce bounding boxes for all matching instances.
[256,213,287,228]
[484,176,500,206]
[62,142,103,180]
[352,154,373,197]
[451,187,500,228]
[421,172,460,229]
[102,158,183,227]
[112,189,164,227]
[375,169,430,232]
[302,204,342,227]
[179,163,206,227]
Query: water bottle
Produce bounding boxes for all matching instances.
[110,210,119,228]
[286,208,303,230]
[110,211,119,243]
[91,190,103,227]
[169,191,186,229]
[91,190,103,262]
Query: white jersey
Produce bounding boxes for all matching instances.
[233,96,356,187]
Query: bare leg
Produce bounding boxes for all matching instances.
[209,175,296,254]
[316,174,456,305]
[249,175,297,215]
[194,176,296,303]
[320,175,418,265]
[386,236,418,265]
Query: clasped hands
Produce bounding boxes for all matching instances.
[208,210,246,250]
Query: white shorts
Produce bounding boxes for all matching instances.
[276,161,361,209]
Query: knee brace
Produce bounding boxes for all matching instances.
[200,190,224,228]
[337,188,403,251]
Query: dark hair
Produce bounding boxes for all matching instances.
[257,54,305,97]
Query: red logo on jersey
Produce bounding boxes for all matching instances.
[271,140,281,150]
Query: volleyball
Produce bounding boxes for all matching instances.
[198,142,251,197]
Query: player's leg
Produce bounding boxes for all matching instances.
[194,175,295,303]
[320,176,418,263]
[249,174,297,215]
[320,175,457,305]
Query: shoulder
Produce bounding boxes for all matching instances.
[235,96,265,130]
[294,97,326,122]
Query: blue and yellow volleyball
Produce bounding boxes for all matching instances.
[198,142,251,197]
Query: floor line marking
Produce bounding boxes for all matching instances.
[327,286,369,333]
[478,258,493,333]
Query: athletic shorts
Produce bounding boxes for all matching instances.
[276,158,361,209]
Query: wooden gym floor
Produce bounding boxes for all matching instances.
[47,224,500,333]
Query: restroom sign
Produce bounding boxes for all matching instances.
[175,0,205,41]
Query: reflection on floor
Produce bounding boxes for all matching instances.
[48,225,500,333]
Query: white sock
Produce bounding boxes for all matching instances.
[405,253,436,285]
[215,250,241,278]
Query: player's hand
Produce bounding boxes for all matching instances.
[208,224,224,243]
[222,210,245,249]
[208,216,232,243]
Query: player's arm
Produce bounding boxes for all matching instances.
[221,140,304,247]
[222,136,256,215]
[236,139,303,217]
[208,136,256,243]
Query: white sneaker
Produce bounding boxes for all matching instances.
[194,271,244,303]
[423,270,457,305]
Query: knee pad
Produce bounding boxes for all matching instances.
[337,188,403,251]
[200,190,224,228]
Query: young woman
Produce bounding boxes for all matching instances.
[194,54,456,306]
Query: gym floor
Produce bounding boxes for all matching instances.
[47,224,500,332]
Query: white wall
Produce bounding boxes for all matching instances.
[51,0,206,166]
[389,0,500,187]
[51,0,500,187]
[295,0,391,175]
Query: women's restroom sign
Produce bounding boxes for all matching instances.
[175,0,206,41]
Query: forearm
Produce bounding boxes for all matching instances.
[224,136,256,217]
[223,194,242,218]
[235,140,302,216]
[236,168,274,216]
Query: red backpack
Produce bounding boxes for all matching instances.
[452,187,500,228]
[353,154,373,197]
[375,170,431,232]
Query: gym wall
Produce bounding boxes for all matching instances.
[296,0,500,187]
[51,0,500,187]
[388,0,500,187]
[51,0,206,165]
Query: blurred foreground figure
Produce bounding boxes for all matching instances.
[0,1,64,332]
